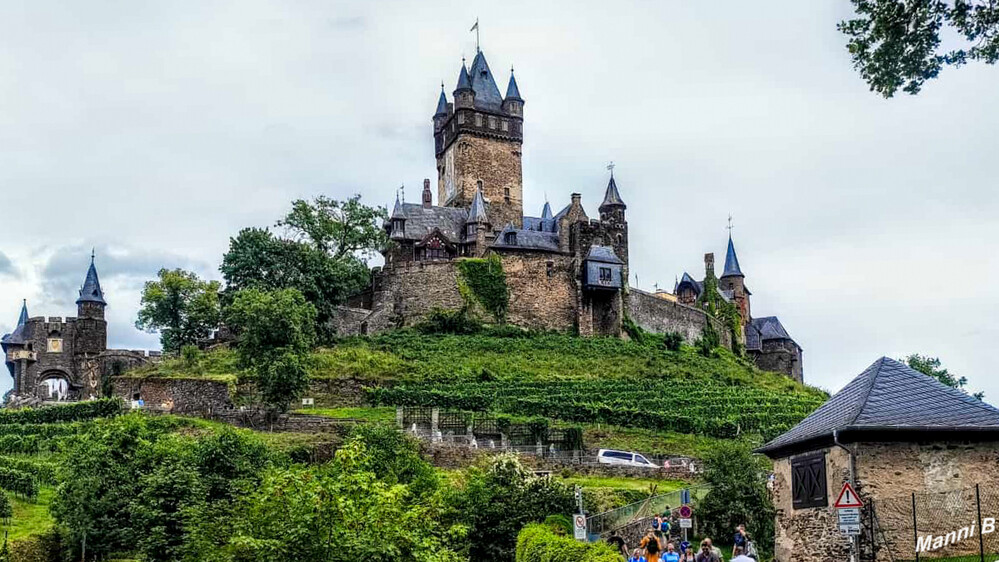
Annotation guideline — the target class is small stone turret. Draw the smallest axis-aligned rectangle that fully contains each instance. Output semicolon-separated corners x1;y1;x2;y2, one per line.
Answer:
75;253;108;356
422;178;433;208
502;67;523;116
719;235;751;324
389;195;406;240
453;61;474;109
76;254;106;320
433;83;449;131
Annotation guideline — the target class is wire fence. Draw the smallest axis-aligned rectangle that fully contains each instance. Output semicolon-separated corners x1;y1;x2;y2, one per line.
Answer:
867;484;999;561
586;486;709;537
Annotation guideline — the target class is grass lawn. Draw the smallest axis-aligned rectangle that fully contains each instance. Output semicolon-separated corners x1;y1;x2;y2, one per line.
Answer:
563;475;688;494
7;485;56;541
293;406;396;423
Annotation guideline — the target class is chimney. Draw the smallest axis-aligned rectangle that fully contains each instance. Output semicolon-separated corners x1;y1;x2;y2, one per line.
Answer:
704;253;715;278
571;193;581;206
422;178;432;208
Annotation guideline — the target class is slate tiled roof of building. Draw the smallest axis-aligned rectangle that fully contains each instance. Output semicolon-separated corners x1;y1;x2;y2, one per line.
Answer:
758;357;999;457
676;272;701;295
1;300;29;345
435;85;448;116
586;245;623;264
455;61;472;92
492;224;560;252
722;235;743;277
505;68;522;101
468;51;504;111
77;259;106;305
391;203;470;242
468;188;489;223
746;316;798;352
599;176;626;210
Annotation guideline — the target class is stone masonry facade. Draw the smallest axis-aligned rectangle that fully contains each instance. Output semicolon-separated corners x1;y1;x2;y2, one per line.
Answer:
334;46;803;379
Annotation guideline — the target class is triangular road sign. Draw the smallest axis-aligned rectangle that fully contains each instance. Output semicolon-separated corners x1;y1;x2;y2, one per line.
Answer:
834;482;864;508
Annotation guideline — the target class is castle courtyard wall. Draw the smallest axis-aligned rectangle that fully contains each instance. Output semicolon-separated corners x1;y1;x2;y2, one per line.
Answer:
626;289;732;349
498;251;576;331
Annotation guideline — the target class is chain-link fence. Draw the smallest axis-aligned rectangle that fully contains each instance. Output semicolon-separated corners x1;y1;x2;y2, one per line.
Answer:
586;486;709;537
867;485;999;561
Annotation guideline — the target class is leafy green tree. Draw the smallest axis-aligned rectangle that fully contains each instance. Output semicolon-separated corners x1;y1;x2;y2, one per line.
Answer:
840;0;999;97
277;194;388;260
220;227;370;338
444;454;575;561
225;288;317;411
697;442;775;558
136;268;222;352
904;353;984;399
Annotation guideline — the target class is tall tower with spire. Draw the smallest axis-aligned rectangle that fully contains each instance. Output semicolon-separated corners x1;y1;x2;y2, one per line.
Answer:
433;50;524;229
719;234;751;325
75;253;108;355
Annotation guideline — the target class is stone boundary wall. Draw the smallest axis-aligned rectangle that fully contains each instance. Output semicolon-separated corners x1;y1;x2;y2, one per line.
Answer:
327;306;371;337
626;288;732;349
111;376;233;415
211;410;360;434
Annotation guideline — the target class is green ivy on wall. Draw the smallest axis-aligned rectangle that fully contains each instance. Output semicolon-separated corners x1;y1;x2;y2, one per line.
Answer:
456;255;509;323
698;268;745;356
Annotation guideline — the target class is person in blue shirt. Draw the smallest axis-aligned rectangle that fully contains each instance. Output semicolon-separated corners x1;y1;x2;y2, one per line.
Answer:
628;548;648;562
661;542;681;562
734;524;749;549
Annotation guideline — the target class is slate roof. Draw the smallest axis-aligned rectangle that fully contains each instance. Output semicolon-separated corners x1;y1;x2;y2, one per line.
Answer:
390;203;470;242
676;272;701;295
468;51;504;111
722;236;743;277
17;300;27;327
599;176;626;210
505;69;522;101
492;224;560;252
586;245;623;264
435;86;448;116
758;357;999;457
1;300;28;346
541;202;553;220
746;316;797;352
77;259;106;305
455;62;472;92
468;188;489;223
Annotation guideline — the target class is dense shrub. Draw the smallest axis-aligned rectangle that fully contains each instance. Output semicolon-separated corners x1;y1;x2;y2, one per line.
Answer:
0;466;38;500
0;435;39;455
515;523;620;562
417;307;482;335
662;332;684;352
0;399;122;425
698;442;775;559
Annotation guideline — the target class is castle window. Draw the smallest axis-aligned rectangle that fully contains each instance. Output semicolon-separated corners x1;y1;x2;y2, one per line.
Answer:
467;224;476;236
504;231;517;245
457;113;465;124
475;114;483;127
488;116;497;129
599;267;612;284
791;452;827;509
477;180;483;191
501;120;509;132
546;261;554;278
504;187;510;202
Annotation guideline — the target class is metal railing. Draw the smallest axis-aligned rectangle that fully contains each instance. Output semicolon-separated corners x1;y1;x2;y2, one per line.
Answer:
586;486;709;537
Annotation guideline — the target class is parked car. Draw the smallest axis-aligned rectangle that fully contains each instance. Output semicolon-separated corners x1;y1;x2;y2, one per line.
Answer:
596;449;659;468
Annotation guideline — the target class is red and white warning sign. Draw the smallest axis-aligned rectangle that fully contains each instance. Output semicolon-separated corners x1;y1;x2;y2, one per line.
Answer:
834;482;864;508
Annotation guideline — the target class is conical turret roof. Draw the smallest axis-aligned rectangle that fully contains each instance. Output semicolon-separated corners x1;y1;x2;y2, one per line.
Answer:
17;300;27;327
76;255;106;305
599;176;626;211
505;68;522;101
541;201;553;220
391;194;405;219
468;188;489;223
455;61;472;92
435;84;448;116
468;51;503;110
721;235;743;278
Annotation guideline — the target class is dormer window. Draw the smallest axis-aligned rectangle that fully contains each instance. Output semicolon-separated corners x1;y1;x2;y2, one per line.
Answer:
392;219;404;233
504;231;517;245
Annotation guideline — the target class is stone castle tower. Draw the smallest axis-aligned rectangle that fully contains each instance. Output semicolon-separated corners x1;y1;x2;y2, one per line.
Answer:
433;50;524;230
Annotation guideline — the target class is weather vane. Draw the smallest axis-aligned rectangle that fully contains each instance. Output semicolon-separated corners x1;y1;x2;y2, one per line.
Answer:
470;19;480;53
607;161;615;178
727;214;734;235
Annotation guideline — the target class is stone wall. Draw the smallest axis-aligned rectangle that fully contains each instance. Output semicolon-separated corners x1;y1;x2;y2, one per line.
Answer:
499;251;577;331
111;376;233;415
626;289;733;349
750;339;803;382
772;446;852;562
327;306;372;336
437;134;523;229
772;440;999;562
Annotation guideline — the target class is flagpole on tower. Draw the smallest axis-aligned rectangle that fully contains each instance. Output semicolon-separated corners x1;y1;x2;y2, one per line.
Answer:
471;18;480;52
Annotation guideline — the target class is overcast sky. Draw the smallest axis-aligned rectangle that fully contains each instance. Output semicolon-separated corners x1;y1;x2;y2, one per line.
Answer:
2;1;997;400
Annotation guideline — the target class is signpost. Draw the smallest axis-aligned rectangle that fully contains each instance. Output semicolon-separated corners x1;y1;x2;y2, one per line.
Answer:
835;483;864;540
678;504;693;541
574;514;587;541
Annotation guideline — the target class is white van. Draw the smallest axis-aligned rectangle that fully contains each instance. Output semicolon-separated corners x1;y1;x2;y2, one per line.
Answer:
596;449;658;468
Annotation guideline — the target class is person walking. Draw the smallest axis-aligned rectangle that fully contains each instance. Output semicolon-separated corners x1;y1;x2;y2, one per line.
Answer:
733;524;748;551
641;529;663;562
629;548;648;562
694;539;721;562
607;530;628;558
652;515;662;539
661;542;680;562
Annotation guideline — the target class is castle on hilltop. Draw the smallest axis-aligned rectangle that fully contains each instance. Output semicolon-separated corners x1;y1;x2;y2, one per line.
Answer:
337;47;804;381
1;255;156;403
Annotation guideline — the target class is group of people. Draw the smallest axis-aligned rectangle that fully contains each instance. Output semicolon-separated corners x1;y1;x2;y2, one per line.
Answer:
608;523;757;562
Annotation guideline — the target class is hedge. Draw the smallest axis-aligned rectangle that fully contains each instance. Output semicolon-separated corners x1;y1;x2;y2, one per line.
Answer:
0;399;122;425
516;523;620;562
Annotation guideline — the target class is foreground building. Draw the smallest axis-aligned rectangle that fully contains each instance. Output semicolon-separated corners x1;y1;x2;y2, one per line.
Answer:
1;255;153;403
759;357;999;561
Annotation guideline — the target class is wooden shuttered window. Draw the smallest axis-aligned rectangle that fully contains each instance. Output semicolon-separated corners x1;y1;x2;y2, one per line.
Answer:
791;452;828;509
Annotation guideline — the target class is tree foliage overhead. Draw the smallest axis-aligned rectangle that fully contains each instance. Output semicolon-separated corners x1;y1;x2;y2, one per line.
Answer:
904;353;984;399
135;268;222;352
277;194;388;260
840;0;999;97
